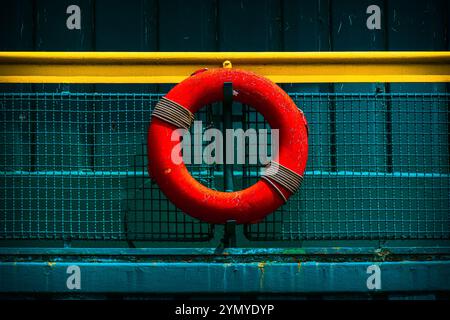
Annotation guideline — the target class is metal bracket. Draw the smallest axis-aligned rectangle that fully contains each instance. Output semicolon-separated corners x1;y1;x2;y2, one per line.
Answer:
222;219;237;248
223;81;234;192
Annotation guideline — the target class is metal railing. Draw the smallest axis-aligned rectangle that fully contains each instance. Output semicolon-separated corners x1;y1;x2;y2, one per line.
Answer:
0;51;449;83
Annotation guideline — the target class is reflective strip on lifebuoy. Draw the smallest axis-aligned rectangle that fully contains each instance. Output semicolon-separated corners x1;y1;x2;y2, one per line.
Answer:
147;68;308;224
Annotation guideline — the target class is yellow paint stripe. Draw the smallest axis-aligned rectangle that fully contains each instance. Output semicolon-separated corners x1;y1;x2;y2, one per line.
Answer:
0;51;449;83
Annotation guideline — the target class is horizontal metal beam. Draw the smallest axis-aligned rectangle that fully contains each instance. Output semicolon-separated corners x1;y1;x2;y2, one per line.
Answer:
1;169;449;178
0;52;449;83
1;247;450;257
1;261;449;293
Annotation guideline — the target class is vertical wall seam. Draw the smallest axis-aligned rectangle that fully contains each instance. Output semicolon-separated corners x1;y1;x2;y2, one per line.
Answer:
327;0;337;172
444;0;450;169
279;0;285;51
383;0;393;173
30;0;37;172
215;0;220;51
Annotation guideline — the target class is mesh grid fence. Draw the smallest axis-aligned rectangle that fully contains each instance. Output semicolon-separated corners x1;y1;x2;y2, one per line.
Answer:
0;92;449;241
244;93;450;240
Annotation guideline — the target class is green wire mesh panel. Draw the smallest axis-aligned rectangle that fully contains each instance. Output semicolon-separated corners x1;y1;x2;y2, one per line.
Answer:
0;93;213;241
0;92;449;241
244;93;450;240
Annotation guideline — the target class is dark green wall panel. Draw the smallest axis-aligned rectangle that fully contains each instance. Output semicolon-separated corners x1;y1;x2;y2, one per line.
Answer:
1;0;447;58
95;0;157;51
331;0;384;51
159;0;216;51
35;0;94;51
0;0;34;51
94;0;158;93
387;0;447;51
218;0;282;51
282;0;330;52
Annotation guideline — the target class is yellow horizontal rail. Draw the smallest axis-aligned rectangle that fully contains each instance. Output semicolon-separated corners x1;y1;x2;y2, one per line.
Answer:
0;51;449;83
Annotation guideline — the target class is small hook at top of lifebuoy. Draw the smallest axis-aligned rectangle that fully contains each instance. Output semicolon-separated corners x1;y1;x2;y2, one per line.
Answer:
223;60;232;69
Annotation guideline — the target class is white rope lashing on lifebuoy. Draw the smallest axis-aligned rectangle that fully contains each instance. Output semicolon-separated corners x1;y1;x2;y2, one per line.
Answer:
261;161;304;202
152;97;194;129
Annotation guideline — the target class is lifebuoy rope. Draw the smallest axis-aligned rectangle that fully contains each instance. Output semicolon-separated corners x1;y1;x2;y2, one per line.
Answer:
152;97;194;129
261;161;303;202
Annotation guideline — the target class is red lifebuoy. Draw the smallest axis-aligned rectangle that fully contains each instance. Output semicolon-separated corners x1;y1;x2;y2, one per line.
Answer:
147;68;308;224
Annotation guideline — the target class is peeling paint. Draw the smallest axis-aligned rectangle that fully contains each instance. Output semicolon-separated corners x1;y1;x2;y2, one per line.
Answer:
258;261;266;290
375;248;391;261
282;248;306;255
